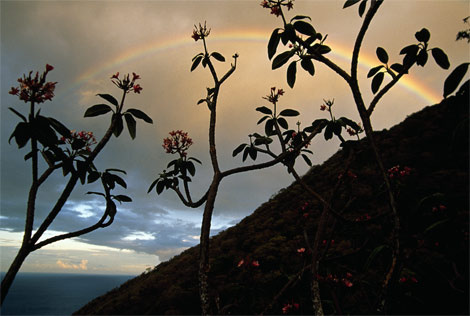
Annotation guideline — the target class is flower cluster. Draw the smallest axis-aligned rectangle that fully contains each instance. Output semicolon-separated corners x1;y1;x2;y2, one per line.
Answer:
237;258;260;268
431;204;447;212
399;276;418;284
347;122;363;136
110;72;142;94
320;99;334;112
299;201;310;218
338;170;358;180
191;21;211;41
355;212;371;222
282;301;299;314
162;130;193;156
9;64;57;103
297;247;305;254
263;86;285;104
317;272;354;288
388;165;412;179
60;130;97;152
261;0;294;17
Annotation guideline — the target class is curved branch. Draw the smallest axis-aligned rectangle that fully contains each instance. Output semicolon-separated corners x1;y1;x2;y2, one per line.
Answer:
367;71;405;116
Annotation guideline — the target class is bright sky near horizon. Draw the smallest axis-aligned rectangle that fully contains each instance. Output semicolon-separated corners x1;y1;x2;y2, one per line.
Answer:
1;0;469;276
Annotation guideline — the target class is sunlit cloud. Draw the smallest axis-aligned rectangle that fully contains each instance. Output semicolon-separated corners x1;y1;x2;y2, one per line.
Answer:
122;231;156;241
56;259;88;270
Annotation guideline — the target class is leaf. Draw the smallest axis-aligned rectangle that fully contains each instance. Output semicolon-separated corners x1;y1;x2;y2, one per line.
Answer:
257;115;270;125
290;15;311;22
105;168;127;174
242;147;250;162
126;109;153;124
76;160;88;185
287;61;297;88
376;47;389;64
124;113;137;139
34;115;58;147
279;109;300;117
424;218;450;234
248;145;257;160
443;63;470;98
415;28;430;43
358;0;367;17
332;121;342;136
256;106;273;115
114;195;132;203
9;107;27;122
390;63;406;74
281;23;296;45
416;49;428;67
367;65;383;78
363;245;389;271
431;47;450;70
87;171;100;184
156;180;165;194
211;52;225;62
277;117;289;130
301;154;312;166
272;50;294;70
186;161;196;177
343;0;361;8
86;191;105;197
268;29;281;60
301;58;315;76
112;113;123;137
9;122;31;148
84;104;113;117
324;122;334;140
197;99;206;105
265;118;275;136
47;117;70;138
233;143;247;157
97;93;119;107
148;179;159;194
371;72;384;94
293;21;316;36
188;157;202;164
191;55;203;71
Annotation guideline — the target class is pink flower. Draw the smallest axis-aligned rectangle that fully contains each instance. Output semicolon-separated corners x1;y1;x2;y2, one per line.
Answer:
45;64;54;72
320;104;327;111
111;72;119;80
133;84;143;94
399;277;407;283
9;87;19;95
342;279;353;287
252;260;260;267
439;204;447;211
346;272;353;278
191;30;200;41
297;248;305;253
410;277;418;283
260;0;269;8
237;259;244;267
132;72;141;81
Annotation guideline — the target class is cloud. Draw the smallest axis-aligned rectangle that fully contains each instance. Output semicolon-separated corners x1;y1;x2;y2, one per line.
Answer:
1;0;468;275
56;259;88;271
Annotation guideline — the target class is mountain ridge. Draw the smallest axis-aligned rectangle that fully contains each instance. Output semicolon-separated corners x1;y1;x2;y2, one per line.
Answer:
75;88;469;315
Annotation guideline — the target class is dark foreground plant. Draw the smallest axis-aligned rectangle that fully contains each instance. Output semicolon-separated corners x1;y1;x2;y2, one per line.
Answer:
1;67;152;306
261;0;454;313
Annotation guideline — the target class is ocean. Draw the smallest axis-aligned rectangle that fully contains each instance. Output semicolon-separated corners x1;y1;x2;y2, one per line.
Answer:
1;272;134;315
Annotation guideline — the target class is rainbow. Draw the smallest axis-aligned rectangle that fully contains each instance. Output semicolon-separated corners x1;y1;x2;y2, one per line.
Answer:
74;28;441;105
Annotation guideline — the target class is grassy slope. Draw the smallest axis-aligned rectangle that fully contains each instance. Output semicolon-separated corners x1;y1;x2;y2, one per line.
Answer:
75;88;469;315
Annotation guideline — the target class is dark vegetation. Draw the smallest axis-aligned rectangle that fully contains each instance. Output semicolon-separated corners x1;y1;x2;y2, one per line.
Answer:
75;88;469;315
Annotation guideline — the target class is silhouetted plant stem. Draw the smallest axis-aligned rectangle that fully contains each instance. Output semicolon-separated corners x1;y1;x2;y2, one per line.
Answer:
1;88;128;307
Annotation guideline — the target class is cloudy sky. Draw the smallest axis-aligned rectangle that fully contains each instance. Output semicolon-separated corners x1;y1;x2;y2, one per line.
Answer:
1;0;468;275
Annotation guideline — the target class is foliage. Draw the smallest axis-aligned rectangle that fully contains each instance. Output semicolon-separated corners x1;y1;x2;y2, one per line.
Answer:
75;91;469;315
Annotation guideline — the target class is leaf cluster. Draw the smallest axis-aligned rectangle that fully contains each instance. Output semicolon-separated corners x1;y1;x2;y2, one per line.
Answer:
84;93;153;139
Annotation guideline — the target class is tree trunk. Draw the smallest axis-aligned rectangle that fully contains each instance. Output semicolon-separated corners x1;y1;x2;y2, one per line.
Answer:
1;245;31;307
199;176;221;315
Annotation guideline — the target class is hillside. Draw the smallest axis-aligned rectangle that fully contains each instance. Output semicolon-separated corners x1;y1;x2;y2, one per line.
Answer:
75;88;469;315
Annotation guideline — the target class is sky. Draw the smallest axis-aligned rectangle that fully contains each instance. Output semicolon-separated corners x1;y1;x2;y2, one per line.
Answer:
1;0;469;276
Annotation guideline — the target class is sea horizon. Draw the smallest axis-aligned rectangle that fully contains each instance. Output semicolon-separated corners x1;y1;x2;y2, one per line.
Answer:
1;272;135;315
